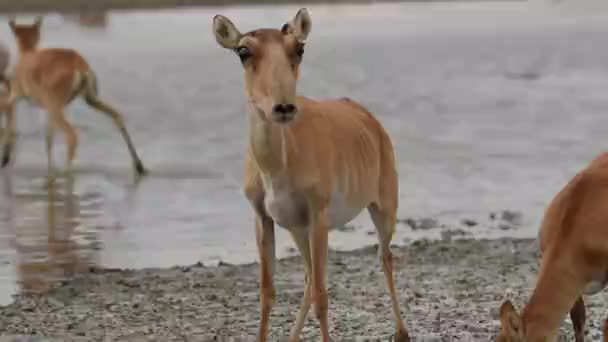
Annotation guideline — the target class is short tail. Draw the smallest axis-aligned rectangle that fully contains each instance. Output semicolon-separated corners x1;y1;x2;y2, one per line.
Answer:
82;71;100;103
82;71;118;116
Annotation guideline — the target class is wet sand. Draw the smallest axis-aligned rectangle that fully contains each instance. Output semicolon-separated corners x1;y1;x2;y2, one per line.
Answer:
1;237;607;341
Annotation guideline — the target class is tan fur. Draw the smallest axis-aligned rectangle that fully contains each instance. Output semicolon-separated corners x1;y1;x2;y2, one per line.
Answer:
2;17;146;178
498;152;608;341
213;9;409;342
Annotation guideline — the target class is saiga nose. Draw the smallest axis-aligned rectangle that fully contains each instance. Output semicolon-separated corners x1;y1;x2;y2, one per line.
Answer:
273;103;296;115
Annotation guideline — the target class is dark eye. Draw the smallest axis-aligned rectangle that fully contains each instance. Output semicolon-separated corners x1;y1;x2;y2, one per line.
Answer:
235;46;252;62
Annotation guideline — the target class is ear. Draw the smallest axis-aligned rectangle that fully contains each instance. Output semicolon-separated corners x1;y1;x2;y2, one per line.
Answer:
499;300;523;333
212;15;241;49
34;16;43;28
283;8;311;43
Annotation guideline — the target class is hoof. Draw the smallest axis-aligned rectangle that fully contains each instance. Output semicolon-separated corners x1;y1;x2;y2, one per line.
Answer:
575;333;584;342
1;154;8;168
134;160;148;176
393;329;410;342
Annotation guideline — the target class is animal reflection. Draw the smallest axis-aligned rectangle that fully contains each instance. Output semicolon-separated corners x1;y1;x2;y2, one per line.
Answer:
63;12;109;29
10;176;100;294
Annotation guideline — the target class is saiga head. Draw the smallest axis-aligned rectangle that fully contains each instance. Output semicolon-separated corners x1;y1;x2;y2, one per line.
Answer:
212;8;312;124
9;16;43;52
497;300;525;342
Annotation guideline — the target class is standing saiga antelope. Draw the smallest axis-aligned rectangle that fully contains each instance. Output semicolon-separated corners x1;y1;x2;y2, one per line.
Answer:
212;8;410;342
1;17;146;179
498;152;608;341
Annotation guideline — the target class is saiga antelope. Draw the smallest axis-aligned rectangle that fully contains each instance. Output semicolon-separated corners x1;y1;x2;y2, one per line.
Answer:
498;152;608;341
1;17;146;179
212;8;410;342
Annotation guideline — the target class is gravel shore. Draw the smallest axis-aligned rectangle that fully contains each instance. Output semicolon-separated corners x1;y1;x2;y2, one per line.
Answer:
1;237;607;341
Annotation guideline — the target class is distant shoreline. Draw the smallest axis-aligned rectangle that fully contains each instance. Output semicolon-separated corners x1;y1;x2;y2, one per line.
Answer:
0;0;525;14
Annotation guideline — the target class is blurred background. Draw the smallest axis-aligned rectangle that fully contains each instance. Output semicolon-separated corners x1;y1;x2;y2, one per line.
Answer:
0;0;607;304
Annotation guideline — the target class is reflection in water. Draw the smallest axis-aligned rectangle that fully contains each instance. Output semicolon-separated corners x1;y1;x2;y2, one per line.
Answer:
8;176;100;295
63;12;108;29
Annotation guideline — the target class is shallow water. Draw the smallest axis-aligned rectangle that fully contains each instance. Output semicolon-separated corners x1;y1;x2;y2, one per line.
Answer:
0;0;608;304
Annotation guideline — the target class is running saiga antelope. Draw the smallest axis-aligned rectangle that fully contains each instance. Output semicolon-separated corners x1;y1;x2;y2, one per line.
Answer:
212;8;410;342
498;152;608;341
1;17;146;178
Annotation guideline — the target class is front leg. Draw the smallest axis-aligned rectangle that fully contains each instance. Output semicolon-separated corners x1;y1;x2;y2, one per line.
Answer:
243;156;277;341
310;207;330;342
1;86;20;168
570;297;585;342
255;213;276;341
1;99;16;168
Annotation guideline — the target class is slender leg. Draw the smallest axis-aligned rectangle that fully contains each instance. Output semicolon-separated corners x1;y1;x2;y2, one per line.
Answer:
48;107;78;176
368;203;410;341
570;297;585;342
2;100;16;168
45;124;56;184
603;317;608;342
84;94;146;176
288;228;313;342
310;208;330;342
255;214;276;342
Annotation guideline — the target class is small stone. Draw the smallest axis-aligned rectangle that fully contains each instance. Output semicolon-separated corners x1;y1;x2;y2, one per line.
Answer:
461;219;478;227
498;223;513;230
337;225;356;232
501;210;523;226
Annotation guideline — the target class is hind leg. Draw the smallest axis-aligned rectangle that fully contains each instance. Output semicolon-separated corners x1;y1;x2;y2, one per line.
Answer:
368;203;410;341
570;296;585;342
48;106;78;179
84;95;146;176
44;124;56;184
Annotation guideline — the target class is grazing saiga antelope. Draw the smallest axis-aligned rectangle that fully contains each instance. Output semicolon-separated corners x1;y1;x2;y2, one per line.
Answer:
212;8;410;342
1;17;146;178
498;152;608;341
